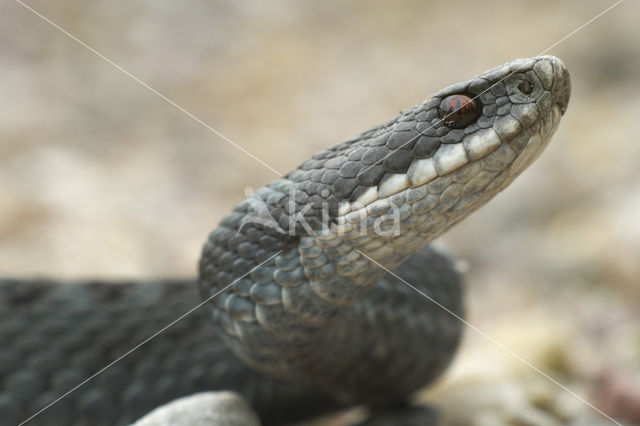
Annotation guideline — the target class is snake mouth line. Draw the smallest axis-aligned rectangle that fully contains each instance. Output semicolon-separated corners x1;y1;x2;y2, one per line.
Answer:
331;104;560;232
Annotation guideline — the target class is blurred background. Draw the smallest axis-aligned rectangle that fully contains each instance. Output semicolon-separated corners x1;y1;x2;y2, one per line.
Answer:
1;0;639;424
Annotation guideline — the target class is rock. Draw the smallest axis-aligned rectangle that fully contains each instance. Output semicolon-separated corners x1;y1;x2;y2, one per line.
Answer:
133;392;261;426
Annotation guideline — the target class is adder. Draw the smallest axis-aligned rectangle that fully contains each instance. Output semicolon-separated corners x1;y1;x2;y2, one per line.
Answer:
0;55;570;426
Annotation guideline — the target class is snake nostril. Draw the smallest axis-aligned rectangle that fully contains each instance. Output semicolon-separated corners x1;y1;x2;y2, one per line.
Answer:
517;80;533;95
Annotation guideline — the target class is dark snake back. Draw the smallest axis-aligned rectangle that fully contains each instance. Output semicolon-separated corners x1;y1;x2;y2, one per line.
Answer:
0;279;347;426
0;249;462;426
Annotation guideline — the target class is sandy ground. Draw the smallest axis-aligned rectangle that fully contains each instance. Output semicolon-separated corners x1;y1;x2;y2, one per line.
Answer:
1;1;639;424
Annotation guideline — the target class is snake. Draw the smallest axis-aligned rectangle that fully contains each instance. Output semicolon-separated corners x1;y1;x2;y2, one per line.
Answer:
0;55;570;426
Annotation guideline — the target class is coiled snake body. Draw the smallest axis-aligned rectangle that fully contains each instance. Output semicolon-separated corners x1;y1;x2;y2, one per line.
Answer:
0;56;570;426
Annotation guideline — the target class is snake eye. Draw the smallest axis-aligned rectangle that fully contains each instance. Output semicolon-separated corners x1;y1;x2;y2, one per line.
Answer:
438;94;480;129
518;80;533;94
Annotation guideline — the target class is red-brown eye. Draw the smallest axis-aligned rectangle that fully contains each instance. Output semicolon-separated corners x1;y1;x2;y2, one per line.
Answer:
438;94;480;129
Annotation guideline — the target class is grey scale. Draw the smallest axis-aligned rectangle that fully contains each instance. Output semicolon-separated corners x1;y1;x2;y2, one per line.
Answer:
0;56;570;426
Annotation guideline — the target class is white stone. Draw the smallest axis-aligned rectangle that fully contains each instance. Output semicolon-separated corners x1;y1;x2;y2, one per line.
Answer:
133;392;260;426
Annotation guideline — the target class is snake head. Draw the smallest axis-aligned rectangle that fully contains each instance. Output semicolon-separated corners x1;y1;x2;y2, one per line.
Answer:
282;56;570;264
205;57;571;273
222;56;572;250
274;57;568;243
421;55;571;185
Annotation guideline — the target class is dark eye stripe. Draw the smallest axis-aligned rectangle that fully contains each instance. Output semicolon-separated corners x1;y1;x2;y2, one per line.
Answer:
438;94;480;129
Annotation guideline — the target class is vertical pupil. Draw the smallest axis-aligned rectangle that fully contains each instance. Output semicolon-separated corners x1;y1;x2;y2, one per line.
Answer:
439;94;478;129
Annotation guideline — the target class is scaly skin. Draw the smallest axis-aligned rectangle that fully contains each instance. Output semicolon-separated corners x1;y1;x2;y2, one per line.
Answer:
2;56;569;425
0;250;460;426
199;55;570;405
